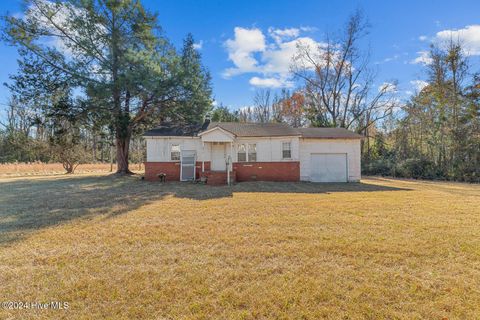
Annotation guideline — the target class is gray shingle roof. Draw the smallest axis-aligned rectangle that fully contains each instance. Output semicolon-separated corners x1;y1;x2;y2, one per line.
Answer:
142;122;208;137
143;121;362;139
206;122;300;137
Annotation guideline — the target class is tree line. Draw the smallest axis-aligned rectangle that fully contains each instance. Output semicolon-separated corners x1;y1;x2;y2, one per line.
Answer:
369;43;480;182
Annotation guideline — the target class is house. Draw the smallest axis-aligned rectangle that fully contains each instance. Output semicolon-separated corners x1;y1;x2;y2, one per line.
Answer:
143;120;363;184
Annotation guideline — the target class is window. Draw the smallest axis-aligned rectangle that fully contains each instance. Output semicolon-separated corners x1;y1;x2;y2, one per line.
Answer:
237;143;256;162
282;142;291;159
237;144;247;162
248;144;257;162
171;144;180;161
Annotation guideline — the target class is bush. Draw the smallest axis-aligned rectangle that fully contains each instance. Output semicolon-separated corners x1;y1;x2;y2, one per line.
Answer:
395;158;437;179
362;159;393;176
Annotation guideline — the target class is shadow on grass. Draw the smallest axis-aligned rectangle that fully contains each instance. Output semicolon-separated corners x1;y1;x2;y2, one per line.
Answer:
0;175;409;245
0;175;169;245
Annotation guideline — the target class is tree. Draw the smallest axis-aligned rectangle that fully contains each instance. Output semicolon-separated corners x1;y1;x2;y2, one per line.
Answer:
210;105;239;122
2;0;181;174
367;40;480;182
167;33;212;124
49;117;88;174
252;89;272;123
276;91;307;127
291;9;398;132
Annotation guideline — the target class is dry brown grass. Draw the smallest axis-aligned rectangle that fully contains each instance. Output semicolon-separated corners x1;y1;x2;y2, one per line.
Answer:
0;162;144;177
0;174;479;319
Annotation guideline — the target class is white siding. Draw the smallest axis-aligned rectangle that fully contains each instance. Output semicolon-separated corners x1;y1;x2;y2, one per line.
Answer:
145;137;208;162
199;128;234;142
299;139;361;182
232;137;300;162
146;136;301;163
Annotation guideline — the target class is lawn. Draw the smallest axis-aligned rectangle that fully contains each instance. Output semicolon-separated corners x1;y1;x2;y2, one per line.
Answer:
0;162;144;177
0;174;479;319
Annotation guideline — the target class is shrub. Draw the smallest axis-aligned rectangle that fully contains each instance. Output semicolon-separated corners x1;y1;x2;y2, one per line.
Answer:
362;159;393;176
395;158;437;179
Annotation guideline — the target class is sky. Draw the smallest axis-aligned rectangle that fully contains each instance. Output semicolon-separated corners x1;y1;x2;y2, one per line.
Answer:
1;0;480;113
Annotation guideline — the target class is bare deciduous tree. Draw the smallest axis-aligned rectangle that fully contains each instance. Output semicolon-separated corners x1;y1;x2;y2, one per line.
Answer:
291;9;398;132
252;89;272;123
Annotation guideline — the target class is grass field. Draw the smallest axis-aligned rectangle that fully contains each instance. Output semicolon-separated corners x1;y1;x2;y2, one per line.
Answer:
0;162;144;177
0;174;479;319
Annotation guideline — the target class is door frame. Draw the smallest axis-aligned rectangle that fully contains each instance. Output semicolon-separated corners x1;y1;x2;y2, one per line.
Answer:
180;150;196;181
211;143;226;171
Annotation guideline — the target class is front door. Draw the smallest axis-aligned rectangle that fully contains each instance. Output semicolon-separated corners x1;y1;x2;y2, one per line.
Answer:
211;143;226;171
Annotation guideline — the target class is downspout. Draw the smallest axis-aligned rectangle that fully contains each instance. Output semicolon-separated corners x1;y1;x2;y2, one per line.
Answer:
227;158;230;186
230;141;234;185
202;140;205;173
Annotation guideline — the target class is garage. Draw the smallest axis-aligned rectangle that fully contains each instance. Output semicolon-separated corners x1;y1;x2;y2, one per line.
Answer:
310;153;347;182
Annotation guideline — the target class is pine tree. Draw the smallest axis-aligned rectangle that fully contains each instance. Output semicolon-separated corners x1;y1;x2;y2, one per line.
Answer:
168;33;213;124
2;0;182;174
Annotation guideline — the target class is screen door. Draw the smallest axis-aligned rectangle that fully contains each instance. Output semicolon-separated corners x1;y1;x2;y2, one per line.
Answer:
181;150;196;181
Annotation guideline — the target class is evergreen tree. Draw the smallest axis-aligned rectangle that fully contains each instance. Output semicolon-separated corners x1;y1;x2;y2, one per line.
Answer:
211;105;239;122
2;0;184;174
168;33;213;124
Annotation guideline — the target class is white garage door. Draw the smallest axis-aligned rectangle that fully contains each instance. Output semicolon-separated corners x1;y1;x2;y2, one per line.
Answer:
310;153;347;182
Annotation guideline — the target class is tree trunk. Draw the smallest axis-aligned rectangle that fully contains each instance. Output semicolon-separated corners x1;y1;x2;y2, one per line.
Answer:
63;160;75;174
115;128;133;174
92;134;97;162
110;144;114;172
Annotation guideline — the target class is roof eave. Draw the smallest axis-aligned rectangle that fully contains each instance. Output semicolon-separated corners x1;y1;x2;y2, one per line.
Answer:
300;136;364;140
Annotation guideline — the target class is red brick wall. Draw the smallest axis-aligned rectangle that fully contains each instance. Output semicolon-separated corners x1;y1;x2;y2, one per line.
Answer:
145;161;210;181
201;170;237;185
232;162;300;182
146;161;299;182
196;161;211;178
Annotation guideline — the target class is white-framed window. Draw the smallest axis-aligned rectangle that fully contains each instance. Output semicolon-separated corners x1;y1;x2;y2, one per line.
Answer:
171;144;180;161
248;144;257;162
237;143;257;162
282;142;291;159
237;144;247;162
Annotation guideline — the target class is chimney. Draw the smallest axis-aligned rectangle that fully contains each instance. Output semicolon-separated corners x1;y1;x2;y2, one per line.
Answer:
201;114;211;130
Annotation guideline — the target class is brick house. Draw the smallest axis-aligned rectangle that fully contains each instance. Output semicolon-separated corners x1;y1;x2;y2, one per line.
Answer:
143;120;363;185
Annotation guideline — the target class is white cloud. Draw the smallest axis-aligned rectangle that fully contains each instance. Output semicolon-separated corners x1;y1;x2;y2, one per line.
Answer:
267;27;316;44
193;40;203;50
435;25;480;56
381;54;400;63
249;76;293;88
268;27;300;44
262;37;320;75
223;27;266;77
378;82;397;93
411;51;433;65
413;25;480;64
223;26;322;88
410;80;429;92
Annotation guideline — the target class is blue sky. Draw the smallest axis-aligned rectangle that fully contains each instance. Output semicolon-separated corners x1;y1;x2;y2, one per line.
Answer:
1;0;480;112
